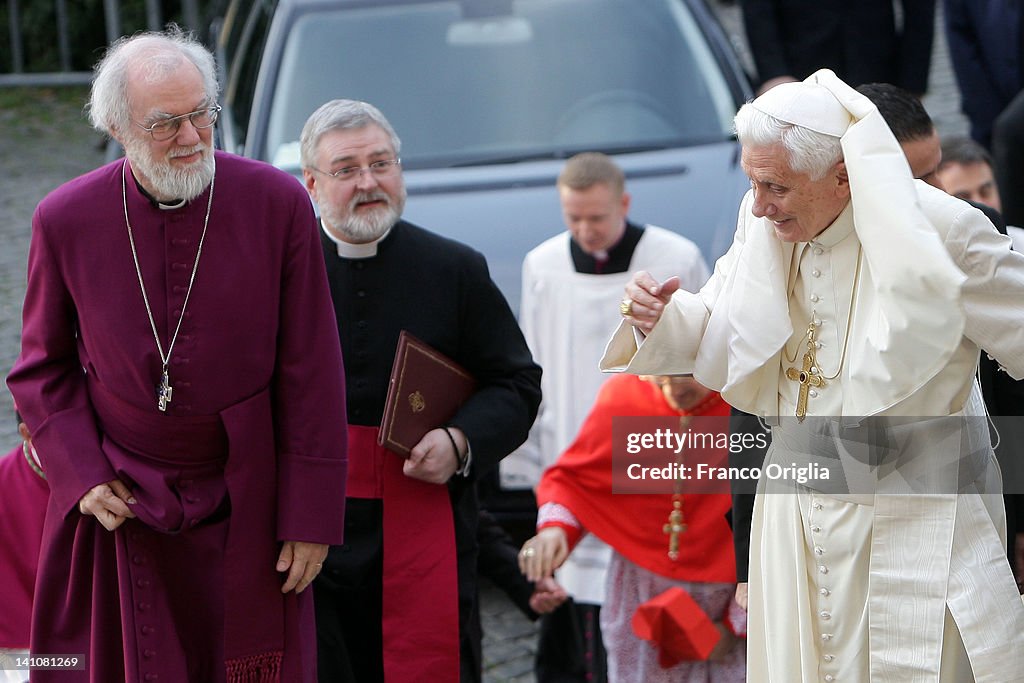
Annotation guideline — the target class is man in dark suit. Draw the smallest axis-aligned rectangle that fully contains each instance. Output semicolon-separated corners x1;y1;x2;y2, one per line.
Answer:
944;0;1024;149
300;99;542;682
739;0;936;96
993;90;1024;227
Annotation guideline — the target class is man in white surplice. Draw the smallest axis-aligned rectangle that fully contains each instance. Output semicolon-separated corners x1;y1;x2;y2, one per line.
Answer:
501;152;708;680
603;70;1024;682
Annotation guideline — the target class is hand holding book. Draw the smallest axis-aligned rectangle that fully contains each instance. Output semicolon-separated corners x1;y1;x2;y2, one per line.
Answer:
378;331;477;458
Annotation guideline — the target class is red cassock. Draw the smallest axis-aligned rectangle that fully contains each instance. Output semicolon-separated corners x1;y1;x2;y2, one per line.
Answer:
7;152;348;683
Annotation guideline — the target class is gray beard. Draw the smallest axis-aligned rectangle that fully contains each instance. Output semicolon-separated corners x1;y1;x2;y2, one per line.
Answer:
322;189;406;243
125;139;215;202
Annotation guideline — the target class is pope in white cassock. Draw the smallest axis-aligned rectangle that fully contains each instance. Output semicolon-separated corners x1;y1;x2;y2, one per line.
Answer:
603;69;1024;682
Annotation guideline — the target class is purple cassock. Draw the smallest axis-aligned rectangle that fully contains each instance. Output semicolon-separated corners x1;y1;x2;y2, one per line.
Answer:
0;443;48;650
7;151;348;683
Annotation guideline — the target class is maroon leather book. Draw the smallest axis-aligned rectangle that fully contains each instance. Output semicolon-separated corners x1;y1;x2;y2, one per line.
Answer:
378;331;477;457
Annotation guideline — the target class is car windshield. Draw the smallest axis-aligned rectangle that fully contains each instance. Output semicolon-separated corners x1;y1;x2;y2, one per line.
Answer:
266;0;738;170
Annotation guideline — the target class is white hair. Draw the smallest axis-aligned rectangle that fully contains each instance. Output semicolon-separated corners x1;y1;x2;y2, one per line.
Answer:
88;25;219;137
734;102;844;180
300;99;402;169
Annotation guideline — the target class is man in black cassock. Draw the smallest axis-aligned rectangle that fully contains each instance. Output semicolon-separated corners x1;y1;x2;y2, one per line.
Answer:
300;99;542;683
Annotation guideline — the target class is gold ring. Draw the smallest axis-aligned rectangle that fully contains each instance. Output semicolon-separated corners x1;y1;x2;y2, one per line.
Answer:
619;299;633;317
521;547;536;558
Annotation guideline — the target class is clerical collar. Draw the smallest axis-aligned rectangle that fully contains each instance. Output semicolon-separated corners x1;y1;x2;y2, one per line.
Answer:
570;221;644;274
321;221;393;259
131;173;185;210
807;201;855;249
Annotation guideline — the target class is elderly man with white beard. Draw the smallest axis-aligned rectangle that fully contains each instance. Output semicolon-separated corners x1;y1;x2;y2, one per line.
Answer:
299;99;542;683
7;28;348;683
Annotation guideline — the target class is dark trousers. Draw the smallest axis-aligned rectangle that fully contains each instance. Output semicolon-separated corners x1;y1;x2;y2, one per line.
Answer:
314;500;385;683
535;599;608;683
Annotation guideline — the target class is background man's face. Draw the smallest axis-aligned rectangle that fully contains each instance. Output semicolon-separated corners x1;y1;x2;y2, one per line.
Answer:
558;182;630;255
900;130;943;188
741;144;850;243
936;161;1002;212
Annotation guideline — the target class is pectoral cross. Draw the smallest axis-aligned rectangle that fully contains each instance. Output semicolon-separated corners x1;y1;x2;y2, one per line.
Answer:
663;499;686;560
157;367;173;412
785;324;824;422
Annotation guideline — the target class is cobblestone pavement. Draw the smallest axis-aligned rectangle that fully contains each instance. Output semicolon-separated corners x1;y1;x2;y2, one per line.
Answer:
0;4;965;681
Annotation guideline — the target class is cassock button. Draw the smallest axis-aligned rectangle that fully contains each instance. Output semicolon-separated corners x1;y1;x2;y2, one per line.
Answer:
814;546;825;555
809;390;819;398
143;649;156;659
144;674;158;681
824;675;834;682
820;588;830;596
811;525;822;533
818;565;828;574
812;268;821;277
813;247;824;255
821;633;833;641
141;625;155;635
357;320;368;329
819;611;831;620
138;602;150;612
137;578;150;588
824;654;835;662
813;502;823;510
171;262;188;271
814;341;822;349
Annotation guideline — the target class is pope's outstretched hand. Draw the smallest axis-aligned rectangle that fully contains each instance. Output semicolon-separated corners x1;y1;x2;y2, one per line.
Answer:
621;272;681;334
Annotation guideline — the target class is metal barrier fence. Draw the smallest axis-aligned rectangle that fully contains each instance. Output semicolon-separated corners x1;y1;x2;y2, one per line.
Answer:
2;0;203;87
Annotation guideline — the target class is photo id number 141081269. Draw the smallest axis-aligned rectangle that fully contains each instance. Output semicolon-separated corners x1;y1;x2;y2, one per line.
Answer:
1;654;85;670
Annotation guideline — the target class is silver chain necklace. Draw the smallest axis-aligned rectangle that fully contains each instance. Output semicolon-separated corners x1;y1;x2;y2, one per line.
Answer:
121;159;214;411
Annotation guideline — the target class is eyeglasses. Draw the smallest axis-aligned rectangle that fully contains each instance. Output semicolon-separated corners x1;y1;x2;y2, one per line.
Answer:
135;105;222;141
311;159;402;182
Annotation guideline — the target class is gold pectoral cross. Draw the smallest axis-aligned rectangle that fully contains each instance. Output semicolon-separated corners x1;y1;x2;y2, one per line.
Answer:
157;367;173;412
785;324;824;422
663;499;686;560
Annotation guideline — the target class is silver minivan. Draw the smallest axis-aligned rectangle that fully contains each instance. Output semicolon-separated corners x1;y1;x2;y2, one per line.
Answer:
213;0;752;310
